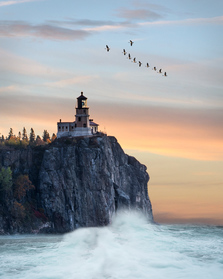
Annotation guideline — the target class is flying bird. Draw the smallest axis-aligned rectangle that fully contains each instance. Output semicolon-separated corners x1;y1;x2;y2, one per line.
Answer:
128;53;131;59
129;40;134;46
158;69;162;73
132;57;137;63
153;66;157;71
105;45;110;52
138;61;142;67
145;63;150;68
163;72;167;77
122;49;127;55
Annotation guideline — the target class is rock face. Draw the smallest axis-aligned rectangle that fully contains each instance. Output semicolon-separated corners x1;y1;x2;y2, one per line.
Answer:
0;135;153;234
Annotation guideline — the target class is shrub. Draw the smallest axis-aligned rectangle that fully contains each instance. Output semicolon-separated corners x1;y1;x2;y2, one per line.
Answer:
14;175;35;200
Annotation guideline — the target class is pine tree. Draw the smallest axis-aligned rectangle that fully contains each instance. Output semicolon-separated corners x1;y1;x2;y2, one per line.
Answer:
8;128;13;140
29;128;35;143
18;131;21;140
22;127;28;141
36;135;41;141
43;130;50;142
0;167;12;193
36;135;44;146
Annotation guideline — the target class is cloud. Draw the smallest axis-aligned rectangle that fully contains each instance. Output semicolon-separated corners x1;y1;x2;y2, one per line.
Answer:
1;90;222;161
116;8;162;21
45;75;99;88
46;18;138;33
0;15;222;42
132;1;170;12
0;21;91;41
2;15;221;41
0;0;41;7
67;15;223;33
0;48;70;79
0;85;17;93
0;93;66;130
0;48;100;92
91;102;223;161
83;23;131;32
67;15;223;34
49;19;120;27
139;15;223;26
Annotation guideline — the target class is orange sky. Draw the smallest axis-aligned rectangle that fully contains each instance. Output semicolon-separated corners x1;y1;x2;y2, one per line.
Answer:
128;151;223;225
1;97;222;161
0;97;222;225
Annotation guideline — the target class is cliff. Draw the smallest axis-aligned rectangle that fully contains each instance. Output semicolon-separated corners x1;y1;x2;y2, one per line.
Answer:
0;135;153;234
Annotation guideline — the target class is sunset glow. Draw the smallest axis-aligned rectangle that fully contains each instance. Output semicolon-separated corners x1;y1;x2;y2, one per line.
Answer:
0;0;222;225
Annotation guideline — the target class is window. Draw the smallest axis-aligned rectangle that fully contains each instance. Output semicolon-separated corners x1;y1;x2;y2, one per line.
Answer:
83;123;86;128
59;127;61;130
66;126;68;130
79;117;81;121
82;100;86;107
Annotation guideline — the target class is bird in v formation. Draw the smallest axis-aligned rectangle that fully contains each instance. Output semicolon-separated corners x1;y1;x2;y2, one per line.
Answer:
105;40;167;76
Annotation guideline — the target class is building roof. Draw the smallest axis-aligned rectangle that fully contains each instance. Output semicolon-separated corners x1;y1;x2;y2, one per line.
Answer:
90;121;99;126
57;121;74;125
77;91;87;100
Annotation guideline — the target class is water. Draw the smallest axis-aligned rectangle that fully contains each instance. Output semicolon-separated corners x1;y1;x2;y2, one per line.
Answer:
0;211;222;279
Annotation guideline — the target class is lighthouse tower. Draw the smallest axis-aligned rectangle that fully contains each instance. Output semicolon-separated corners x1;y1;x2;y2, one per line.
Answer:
57;92;99;138
74;92;92;136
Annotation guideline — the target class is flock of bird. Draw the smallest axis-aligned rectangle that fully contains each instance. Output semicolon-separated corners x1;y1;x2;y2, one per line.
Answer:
105;40;167;77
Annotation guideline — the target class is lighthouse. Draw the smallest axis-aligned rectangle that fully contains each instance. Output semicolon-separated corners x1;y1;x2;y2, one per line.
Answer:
57;92;99;138
75;92;91;136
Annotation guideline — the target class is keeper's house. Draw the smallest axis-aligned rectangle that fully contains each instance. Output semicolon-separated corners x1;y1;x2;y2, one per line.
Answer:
57;92;99;138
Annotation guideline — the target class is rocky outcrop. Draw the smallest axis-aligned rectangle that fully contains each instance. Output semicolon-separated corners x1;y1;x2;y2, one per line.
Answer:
0;135;153;234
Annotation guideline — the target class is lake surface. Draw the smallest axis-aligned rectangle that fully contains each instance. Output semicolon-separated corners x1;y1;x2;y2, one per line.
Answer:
0;211;222;279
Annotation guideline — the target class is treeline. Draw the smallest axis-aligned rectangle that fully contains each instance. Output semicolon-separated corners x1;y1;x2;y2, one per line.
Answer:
0;127;57;147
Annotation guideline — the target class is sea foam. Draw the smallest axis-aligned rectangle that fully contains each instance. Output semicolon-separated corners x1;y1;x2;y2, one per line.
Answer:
0;211;222;279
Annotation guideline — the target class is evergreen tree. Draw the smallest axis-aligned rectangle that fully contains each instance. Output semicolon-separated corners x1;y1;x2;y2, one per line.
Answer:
8;128;13;140
18;131;21;140
36;135;44;146
29;128;35;143
42;130;50;142
0;167;12;192
22;127;28;141
36;135;41;141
